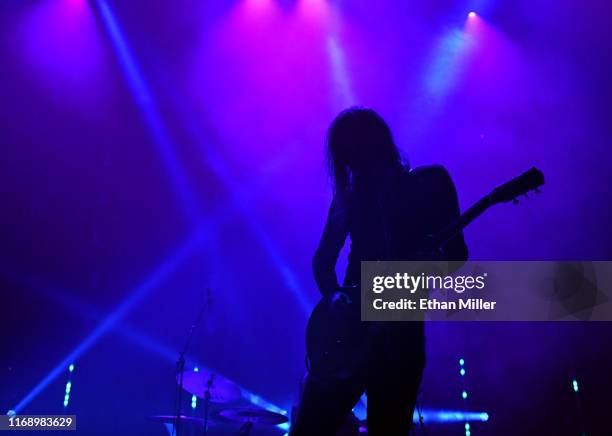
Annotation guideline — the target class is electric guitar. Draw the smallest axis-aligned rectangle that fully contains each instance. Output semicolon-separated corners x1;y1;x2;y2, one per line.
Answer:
305;167;545;379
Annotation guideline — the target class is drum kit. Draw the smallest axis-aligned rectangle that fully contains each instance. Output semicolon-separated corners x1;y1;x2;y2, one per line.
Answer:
150;292;288;435
150;368;288;435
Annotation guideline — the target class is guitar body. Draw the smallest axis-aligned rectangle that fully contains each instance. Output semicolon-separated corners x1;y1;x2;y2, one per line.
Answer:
305;286;368;379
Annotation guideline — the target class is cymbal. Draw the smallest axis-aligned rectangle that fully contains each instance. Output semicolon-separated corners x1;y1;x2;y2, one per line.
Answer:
149;415;213;427
178;370;242;403
215;407;289;425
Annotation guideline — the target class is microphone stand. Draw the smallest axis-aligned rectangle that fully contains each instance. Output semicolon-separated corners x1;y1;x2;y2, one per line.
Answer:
203;376;213;436
174;289;209;436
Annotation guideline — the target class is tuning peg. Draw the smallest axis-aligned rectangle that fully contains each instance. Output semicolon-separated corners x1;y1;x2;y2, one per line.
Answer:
512;198;519;205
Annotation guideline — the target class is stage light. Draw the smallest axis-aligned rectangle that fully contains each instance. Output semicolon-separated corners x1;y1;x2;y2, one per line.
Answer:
468;12;477;19
465;423;470;430
194;367;199;372
462;391;468;399
572;379;579;393
422;409;490;423
459;358;465;366
460;368;466;376
63;366;73;408
191;394;197;409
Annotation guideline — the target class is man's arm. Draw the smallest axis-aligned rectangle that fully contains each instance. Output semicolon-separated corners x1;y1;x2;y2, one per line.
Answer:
312;195;349;296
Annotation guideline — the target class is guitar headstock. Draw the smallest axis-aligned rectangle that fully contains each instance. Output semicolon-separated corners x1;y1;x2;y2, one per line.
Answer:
490;167;545;204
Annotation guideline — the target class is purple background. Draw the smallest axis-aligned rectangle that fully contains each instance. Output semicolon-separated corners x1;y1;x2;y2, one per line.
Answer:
2;0;612;434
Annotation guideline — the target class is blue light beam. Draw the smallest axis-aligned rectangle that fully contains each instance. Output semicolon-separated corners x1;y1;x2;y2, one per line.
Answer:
95;0;200;224
160;89;316;315
6;266;289;422
10;229;204;413
423;28;475;103
327;36;356;107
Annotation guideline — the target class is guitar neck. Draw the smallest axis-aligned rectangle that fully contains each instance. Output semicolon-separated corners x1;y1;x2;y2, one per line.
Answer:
433;195;494;250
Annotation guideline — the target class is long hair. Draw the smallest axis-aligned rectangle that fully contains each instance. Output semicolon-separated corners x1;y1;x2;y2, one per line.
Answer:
325;107;405;194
